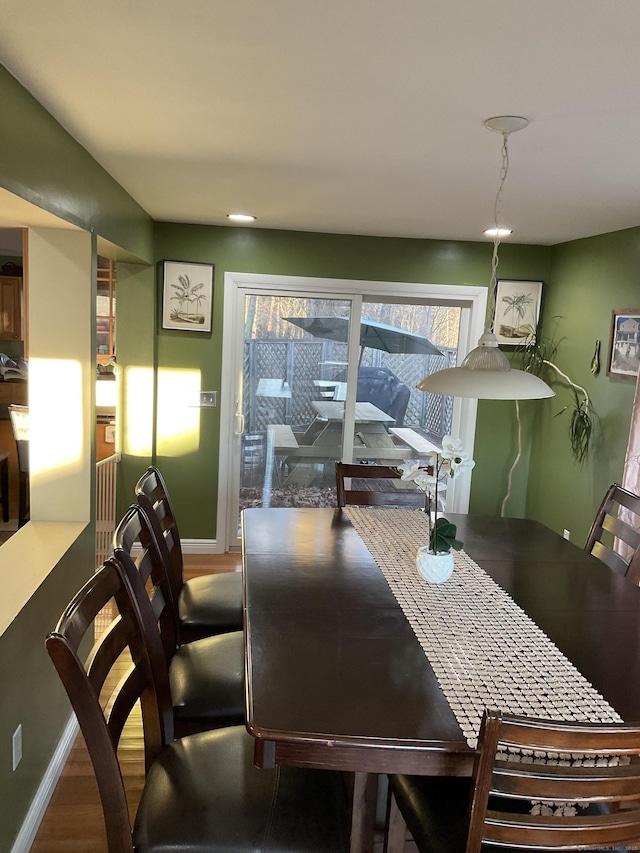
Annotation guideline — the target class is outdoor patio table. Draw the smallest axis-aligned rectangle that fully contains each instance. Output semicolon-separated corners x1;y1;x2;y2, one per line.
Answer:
309;399;397;452
255;377;292;398
242;506;640;853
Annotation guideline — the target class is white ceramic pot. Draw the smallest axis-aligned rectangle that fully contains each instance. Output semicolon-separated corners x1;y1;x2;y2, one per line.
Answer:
416;546;454;583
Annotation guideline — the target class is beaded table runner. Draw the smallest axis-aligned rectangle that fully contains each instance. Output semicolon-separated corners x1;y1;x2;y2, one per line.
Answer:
344;507;622;749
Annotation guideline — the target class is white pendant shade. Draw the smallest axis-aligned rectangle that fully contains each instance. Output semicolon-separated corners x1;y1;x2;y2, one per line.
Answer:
417;365;554;400
417;332;555;400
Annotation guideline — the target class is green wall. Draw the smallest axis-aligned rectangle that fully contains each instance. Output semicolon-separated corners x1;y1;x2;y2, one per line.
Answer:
0;65;153;262
526;227;640;543
144;223;552;538
0;529;95;851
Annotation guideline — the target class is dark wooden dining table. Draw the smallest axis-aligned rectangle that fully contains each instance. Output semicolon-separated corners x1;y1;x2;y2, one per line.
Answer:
241;506;640;851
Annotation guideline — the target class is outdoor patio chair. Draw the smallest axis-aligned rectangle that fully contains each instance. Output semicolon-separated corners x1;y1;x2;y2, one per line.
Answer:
356;366;411;427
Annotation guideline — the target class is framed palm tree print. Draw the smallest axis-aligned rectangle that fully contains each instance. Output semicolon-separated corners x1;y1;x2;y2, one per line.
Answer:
492;279;543;345
161;260;214;332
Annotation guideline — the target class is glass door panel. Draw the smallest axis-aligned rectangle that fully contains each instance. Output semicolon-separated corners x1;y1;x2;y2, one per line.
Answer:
347;299;461;502
239;294;352;516
353;299;459;443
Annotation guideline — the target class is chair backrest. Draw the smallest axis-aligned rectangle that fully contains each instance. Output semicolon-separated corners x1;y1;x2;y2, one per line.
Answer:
46;558;174;853
335;462;426;508
584;483;640;576
113;504;180;663
8;403;29;472
466;709;640;853
135;466;184;603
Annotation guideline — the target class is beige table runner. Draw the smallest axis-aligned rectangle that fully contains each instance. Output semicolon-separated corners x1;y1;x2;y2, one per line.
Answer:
344;507;621;748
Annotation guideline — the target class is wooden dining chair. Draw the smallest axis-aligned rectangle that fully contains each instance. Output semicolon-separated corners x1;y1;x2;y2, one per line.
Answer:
584;483;640;578
113;504;245;737
46;558;349;853
135;465;242;642
385;708;640;853
335;461;426;508
8;403;29;527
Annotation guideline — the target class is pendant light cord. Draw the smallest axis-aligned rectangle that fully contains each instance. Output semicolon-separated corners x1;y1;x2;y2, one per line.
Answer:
486;132;510;328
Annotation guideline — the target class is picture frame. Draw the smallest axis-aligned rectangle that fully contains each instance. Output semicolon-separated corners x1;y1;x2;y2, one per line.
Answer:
161;260;214;332
492;279;543;345
607;308;640;379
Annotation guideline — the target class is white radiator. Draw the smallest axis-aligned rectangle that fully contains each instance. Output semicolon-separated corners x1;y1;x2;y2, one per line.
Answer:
96;453;120;567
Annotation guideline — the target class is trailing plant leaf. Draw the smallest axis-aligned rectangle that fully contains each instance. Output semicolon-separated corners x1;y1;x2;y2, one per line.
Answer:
515;328;561;378
554;388;593;465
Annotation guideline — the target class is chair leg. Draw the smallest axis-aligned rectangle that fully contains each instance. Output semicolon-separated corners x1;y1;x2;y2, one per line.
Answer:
384;789;408;853
0;456;8;523
18;471;28;528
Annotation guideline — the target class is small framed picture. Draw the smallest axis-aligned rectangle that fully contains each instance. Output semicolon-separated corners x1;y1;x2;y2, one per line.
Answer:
607;309;640;379
492;279;543;345
161;260;214;332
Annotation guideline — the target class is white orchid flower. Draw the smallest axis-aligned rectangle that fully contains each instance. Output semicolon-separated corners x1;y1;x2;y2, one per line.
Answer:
449;453;476;479
440;435;463;460
413;472;437;495
399;462;422;482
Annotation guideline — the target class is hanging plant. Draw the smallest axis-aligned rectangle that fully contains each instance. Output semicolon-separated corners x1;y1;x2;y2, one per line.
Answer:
516;328;596;466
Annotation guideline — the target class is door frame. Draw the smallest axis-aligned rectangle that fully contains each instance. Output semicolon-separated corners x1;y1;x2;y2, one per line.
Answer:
219;271;487;552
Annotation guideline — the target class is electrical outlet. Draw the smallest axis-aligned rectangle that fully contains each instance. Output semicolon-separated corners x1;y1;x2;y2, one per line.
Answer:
199;391;217;408
12;724;22;770
563;529;570;541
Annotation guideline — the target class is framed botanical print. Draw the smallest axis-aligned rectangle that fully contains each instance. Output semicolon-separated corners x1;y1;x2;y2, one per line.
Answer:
492;279;543;345
161;260;214;333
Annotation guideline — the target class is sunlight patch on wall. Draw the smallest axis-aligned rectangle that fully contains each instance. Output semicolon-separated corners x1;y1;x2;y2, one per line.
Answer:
123;366;154;456
29;358;84;479
156;368;201;456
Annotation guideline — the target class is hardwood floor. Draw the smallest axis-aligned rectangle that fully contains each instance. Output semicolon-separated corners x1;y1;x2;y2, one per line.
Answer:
29;552;242;853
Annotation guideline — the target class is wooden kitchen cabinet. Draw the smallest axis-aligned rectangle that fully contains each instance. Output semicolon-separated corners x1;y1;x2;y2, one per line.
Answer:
0;276;22;340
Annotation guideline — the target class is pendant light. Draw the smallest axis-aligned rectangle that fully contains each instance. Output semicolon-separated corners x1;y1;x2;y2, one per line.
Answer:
417;116;554;401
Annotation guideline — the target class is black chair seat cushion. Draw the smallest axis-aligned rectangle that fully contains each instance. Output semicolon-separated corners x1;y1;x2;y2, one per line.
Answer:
179;571;243;636
389;774;618;853
133;725;348;852
390;774;471;853
170;630;244;727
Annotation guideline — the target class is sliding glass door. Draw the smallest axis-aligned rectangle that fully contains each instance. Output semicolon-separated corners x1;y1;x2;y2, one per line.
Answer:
220;273;484;550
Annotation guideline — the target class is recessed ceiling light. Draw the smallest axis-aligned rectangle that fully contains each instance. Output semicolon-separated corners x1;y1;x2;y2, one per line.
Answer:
484;228;512;237
227;213;256;223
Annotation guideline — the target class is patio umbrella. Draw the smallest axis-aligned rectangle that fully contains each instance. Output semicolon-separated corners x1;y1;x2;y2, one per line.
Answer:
283;316;443;357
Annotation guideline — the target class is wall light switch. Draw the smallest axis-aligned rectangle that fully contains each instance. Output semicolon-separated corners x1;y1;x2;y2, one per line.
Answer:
199;391;217;408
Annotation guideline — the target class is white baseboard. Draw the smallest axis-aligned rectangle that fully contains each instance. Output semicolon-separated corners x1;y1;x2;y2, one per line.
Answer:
180;538;221;554
130;538;222;557
10;714;79;853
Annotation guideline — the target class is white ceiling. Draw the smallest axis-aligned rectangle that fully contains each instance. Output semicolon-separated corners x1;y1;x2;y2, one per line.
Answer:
2;0;640;246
